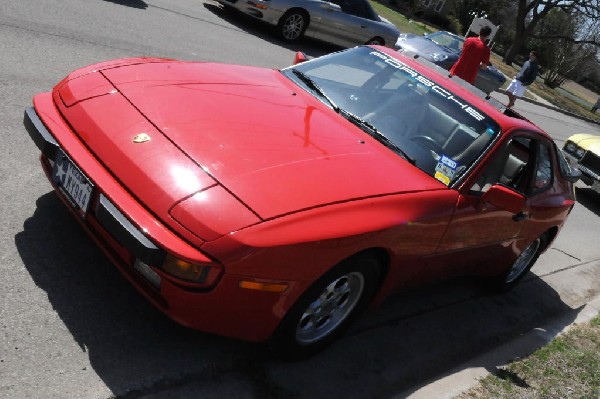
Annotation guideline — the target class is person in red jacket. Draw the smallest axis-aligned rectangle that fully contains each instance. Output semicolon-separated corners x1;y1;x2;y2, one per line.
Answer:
450;26;492;85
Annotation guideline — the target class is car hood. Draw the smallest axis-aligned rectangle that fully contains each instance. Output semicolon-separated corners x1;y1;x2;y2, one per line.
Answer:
94;61;442;220
569;134;600;152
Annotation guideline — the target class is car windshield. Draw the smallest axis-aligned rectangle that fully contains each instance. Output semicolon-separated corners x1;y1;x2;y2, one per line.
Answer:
282;47;501;186
427;31;463;53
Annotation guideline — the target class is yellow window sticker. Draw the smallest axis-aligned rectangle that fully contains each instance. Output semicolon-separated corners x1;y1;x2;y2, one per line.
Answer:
435;171;451;185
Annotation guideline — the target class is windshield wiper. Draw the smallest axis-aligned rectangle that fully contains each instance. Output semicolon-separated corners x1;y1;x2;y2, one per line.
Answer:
338;109;415;164
292;69;339;111
292;69;414;164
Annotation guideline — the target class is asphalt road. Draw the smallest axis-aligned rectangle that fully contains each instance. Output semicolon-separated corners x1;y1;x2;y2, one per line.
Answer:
1;1;600;398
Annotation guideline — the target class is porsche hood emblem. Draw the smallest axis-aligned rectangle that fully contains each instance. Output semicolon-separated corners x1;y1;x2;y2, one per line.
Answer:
133;133;151;143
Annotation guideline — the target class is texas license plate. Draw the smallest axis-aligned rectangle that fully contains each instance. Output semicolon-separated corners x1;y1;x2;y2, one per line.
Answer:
52;150;94;215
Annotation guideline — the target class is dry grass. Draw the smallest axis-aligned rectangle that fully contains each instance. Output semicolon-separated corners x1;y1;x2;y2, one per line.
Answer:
488;54;600;123
458;316;600;399
562;81;599;105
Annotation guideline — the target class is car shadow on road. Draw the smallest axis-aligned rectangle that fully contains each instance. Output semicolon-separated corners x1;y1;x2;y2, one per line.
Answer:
575;186;600;216
103;0;148;9
15;193;268;396
16;192;576;398
202;1;341;58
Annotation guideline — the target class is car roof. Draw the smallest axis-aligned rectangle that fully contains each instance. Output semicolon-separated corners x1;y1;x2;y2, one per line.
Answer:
429;30;462;39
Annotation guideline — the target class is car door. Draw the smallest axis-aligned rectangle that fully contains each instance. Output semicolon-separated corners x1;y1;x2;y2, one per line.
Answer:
517;138;576;248
311;0;378;47
426;133;551;278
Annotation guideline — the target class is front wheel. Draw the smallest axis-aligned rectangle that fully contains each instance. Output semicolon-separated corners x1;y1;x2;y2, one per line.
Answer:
366;36;384;46
270;253;381;358
278;10;308;42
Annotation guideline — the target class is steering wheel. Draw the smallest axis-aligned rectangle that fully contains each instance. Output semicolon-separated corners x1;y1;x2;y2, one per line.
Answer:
411;135;444;154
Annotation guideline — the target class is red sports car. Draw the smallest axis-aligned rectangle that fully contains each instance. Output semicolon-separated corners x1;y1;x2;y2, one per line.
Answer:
24;46;578;357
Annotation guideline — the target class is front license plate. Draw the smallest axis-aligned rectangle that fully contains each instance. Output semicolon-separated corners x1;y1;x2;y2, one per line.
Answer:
52;150;94;215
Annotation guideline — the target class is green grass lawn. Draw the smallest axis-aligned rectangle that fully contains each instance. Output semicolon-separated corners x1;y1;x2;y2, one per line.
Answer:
370;1;433;35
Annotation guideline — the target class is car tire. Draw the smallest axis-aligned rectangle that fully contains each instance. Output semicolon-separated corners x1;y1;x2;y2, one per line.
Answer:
278;10;308;42
366;36;384;46
490;234;547;292
270;253;382;359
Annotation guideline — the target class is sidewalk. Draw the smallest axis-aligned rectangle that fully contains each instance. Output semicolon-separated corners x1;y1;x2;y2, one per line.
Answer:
398;295;600;399
492;89;600;126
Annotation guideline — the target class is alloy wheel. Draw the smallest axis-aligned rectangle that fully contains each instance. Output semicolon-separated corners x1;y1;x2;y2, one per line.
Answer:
295;272;364;344
282;14;305;41
505;238;541;283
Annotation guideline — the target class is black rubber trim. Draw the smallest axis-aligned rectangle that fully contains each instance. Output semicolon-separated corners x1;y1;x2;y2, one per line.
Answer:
96;194;166;266
23;107;59;160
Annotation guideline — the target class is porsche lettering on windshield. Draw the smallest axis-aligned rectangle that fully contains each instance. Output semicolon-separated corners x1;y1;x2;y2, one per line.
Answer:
370;51;485;122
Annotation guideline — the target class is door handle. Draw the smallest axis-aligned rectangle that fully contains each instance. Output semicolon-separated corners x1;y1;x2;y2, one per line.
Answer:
512;211;528;222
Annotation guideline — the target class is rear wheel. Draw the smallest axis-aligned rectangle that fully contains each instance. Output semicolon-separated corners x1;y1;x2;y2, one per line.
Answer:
271;253;381;358
278;10;308;42
491;235;547;292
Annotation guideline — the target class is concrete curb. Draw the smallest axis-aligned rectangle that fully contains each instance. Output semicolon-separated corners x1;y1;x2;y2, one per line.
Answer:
495;88;600;126
395;295;600;399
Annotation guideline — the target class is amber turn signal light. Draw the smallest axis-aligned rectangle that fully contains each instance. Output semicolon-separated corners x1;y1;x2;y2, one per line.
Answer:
239;280;288;293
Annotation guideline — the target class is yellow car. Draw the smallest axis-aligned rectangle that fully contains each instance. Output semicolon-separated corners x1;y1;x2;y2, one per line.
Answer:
563;134;600;192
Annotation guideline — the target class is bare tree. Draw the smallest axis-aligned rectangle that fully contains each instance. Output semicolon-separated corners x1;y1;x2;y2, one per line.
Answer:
531;8;599;88
503;0;600;65
542;43;597;88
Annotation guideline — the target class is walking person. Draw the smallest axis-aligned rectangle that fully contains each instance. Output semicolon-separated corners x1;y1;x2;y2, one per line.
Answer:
449;26;492;85
506;51;539;108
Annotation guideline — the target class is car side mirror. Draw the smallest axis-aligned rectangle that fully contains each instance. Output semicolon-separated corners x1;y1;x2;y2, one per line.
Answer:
293;52;308;65
482;184;526;214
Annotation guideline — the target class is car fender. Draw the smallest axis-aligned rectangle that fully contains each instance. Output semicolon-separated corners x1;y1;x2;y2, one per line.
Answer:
202;189;458;282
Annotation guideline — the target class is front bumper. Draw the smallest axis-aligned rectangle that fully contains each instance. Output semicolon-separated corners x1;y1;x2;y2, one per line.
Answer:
24;98;296;342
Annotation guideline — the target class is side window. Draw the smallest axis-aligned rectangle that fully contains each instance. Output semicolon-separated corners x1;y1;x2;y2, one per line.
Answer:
533;142;553;194
470;136;554;196
470;137;533;195
334;0;371;18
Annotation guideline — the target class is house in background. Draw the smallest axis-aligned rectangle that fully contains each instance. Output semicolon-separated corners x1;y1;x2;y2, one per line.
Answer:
418;0;454;16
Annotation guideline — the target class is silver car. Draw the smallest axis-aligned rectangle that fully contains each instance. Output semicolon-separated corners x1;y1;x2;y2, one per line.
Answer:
216;0;400;48
396;31;507;94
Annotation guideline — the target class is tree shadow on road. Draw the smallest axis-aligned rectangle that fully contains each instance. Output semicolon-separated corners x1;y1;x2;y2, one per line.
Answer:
103;0;148;9
16;192;577;398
